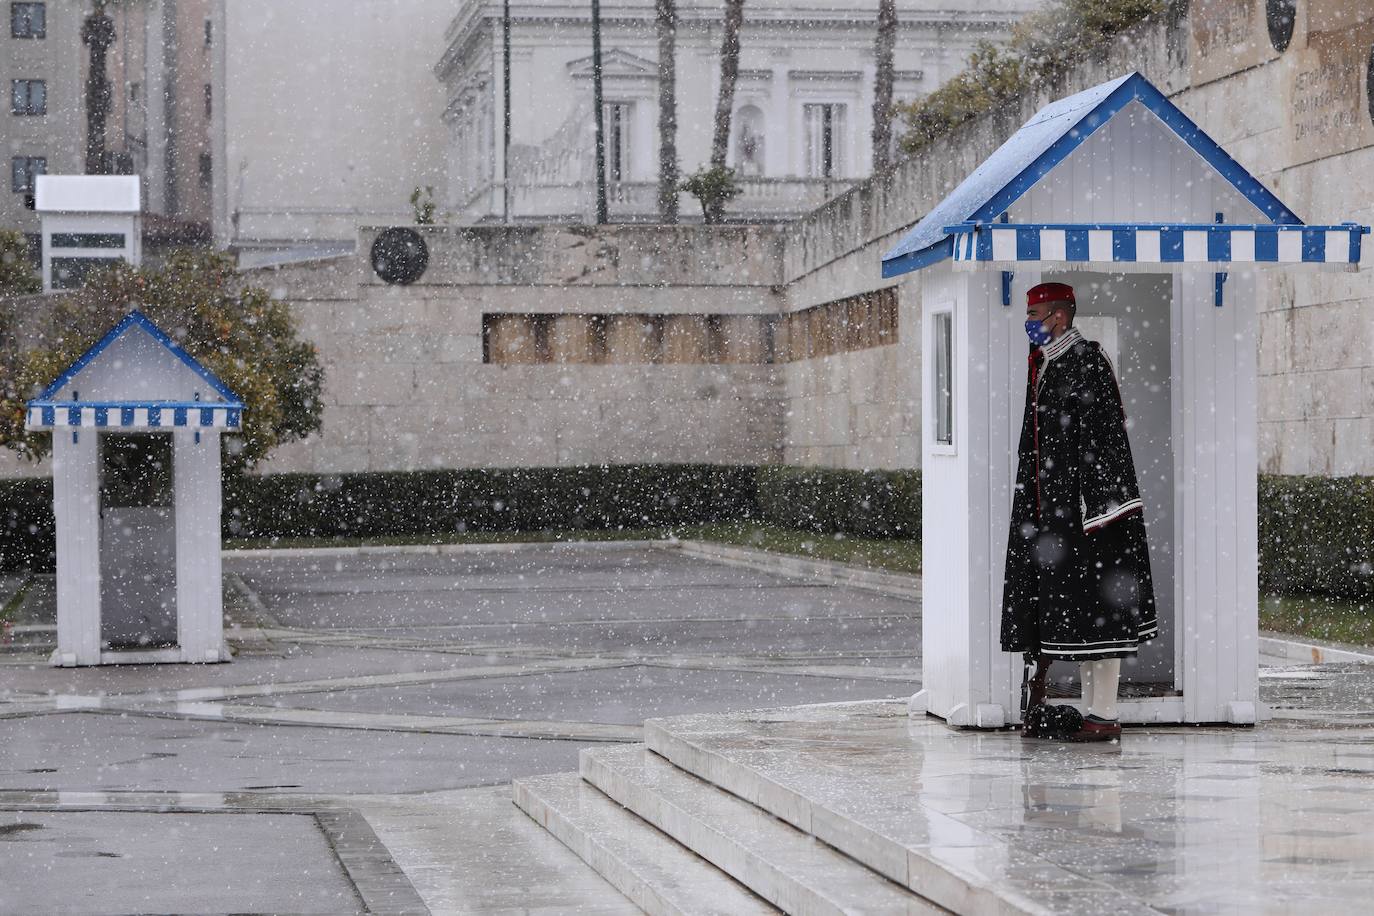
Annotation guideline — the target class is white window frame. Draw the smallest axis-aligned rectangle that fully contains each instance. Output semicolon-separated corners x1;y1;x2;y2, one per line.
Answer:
927;301;956;455
11;78;46;116
801;102;847;180
602;101;633;185
11;154;45;193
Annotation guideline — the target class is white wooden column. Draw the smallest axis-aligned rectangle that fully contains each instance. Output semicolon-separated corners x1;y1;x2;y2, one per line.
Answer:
174;431;227;663
52;431;101;667
1173;270;1260;723
916;268;968;722
917;269;1017;726
985;269;1042;722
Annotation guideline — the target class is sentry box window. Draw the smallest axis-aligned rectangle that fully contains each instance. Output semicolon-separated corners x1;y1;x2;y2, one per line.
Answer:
932;310;954;447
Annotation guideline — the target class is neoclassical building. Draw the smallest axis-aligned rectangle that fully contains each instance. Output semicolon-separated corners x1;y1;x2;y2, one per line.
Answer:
437;0;1038;223
211;1;1038;257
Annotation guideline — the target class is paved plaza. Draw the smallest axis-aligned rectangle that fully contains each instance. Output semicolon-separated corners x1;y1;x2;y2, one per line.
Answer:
1;542;1372;913
0;542;920;913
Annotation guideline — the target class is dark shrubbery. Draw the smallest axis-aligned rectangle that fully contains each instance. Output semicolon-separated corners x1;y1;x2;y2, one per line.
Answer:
2;464;922;569
756;466;920;539
0;478;54;571
223;465;759;541
1259;475;1374;600
13;467;1371;602
896;0;1168;153
224;464;923;544
0;251;324;470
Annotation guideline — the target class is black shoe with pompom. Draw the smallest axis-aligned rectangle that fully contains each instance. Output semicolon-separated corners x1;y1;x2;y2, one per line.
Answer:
1022;703;1084;739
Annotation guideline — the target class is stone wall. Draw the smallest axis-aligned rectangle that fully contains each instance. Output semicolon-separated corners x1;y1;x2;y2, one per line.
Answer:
5;4;1373;480
246;225;788;473
776;1;1374;475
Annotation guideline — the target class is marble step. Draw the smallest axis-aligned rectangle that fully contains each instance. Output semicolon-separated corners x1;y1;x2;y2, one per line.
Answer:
581;744;946;915
356;785;643;914
645;703;1158;916
513;771;776;916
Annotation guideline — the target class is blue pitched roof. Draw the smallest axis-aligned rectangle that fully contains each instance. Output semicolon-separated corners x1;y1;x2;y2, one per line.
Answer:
33;309;243;406
881;72;1304;278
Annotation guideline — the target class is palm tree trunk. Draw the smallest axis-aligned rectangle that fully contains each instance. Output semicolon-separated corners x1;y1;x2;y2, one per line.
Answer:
709;0;745;170
656;0;679;223
592;0;608;223
82;1;116;175
871;0;897;173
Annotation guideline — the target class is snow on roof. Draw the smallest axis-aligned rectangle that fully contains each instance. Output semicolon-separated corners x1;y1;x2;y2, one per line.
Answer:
881;72;1306;278
35;175;141;214
25;310;243;434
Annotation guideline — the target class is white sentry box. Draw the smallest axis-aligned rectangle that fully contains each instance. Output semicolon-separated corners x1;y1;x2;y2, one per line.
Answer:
883;72;1369;727
26;311;245;667
34;175;142;293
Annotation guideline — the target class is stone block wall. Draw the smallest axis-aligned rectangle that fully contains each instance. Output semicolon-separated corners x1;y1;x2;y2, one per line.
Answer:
776;2;1374;475
247;226;788;473
4;5;1373;481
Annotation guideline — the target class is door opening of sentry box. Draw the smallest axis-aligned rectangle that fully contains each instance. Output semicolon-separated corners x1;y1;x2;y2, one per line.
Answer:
1025;271;1176;708
99;432;178;651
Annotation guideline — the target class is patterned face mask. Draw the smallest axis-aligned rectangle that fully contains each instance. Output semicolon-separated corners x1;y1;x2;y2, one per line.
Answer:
1025;320;1052;346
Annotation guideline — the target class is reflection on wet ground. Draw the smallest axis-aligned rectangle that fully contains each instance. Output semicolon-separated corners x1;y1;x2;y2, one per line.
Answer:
655;693;1374;915
2;544;1372;912
0;543;920;912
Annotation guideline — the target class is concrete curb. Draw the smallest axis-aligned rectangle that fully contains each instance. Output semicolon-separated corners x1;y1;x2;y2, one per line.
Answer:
222;537;923;601
663;539;921;600
1259;632;1374;666
224;539;662;560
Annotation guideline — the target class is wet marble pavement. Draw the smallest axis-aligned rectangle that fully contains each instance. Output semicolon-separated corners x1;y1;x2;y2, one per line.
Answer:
4;542;1373;913
645;696;1374;915
0;542;920;914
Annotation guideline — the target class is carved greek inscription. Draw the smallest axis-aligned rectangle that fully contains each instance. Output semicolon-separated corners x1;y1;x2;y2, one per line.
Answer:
1292;60;1361;142
1286;22;1374;163
1191;0;1275;85
1195;0;1253;54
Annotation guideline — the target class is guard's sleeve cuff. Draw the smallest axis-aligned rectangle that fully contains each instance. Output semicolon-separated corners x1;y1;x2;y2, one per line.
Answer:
1083;498;1143;534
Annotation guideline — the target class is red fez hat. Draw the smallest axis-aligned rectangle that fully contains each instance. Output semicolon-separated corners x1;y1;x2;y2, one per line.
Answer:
1026;282;1075;307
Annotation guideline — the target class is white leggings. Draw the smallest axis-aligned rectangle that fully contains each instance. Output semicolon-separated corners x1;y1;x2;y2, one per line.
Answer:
1079;658;1121;721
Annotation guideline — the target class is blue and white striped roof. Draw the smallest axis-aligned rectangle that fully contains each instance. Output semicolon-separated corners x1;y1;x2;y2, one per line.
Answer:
25;310;244;433
26;402;242;431
948;222;1368;269
881;72;1368;277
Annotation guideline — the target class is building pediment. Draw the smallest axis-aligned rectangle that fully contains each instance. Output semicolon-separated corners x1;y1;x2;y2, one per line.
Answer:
567;49;658;81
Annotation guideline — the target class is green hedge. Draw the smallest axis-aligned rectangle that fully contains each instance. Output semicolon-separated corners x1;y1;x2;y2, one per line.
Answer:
1259;475;1374;600
756;466;920;539
223;465;759;540
0;478;54;571
10;468;1368;601
224;465;922;542
1;464;925;569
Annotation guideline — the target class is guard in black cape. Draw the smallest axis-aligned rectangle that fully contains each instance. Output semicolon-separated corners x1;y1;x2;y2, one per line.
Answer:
1002;282;1158;743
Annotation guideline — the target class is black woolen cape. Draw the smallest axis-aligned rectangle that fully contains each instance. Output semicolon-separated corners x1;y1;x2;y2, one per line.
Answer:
1000;331;1159;660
